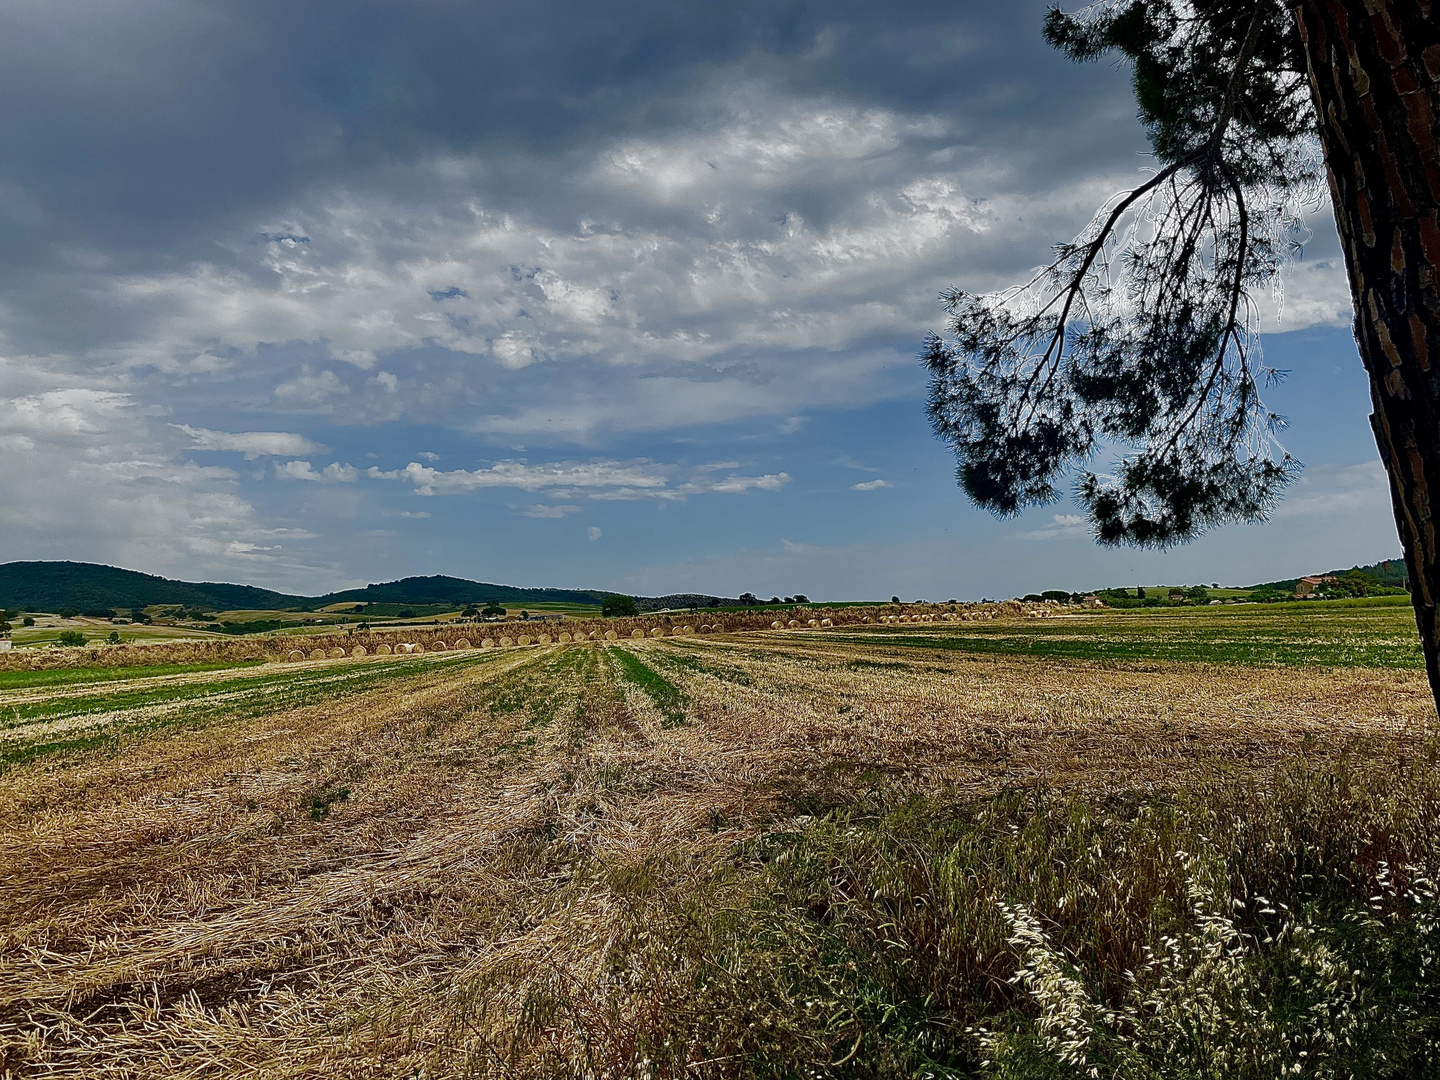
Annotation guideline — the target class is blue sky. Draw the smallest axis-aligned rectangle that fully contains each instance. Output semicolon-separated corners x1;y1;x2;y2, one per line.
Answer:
0;0;1393;599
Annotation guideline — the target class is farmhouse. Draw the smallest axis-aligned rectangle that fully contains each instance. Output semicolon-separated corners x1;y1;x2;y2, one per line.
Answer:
1295;575;1337;598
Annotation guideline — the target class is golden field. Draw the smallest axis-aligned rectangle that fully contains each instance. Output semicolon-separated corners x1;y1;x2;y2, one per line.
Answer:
3;606;1439;1077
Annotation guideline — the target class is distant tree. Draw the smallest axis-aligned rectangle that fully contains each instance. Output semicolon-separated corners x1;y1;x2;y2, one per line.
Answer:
738;592;760;606
770;596;782;604
1041;590;1071;602
22;616;35;627
107;630;122;645
0;621;11;634
1137;586;1147;599
58;608;78;619
602;595;639;618
924;1;1440;703
353;604;365;614
482;601;506;616
1024;593;1045;602
1186;585;1211;603
793;594;809;604
398;609;415;620
57;630;86;647
462;605;480;617
891;596;901;605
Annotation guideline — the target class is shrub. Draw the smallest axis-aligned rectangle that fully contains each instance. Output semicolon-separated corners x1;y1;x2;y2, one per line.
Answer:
56;630;86;647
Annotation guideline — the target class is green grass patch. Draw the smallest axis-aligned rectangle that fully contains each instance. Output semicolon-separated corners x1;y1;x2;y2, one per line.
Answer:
0;659;266;692
607;647;689;727
826;600;1425;669
0;650;501;771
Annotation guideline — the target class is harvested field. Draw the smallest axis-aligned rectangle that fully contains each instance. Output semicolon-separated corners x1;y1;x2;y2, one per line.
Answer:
2;609;1438;1076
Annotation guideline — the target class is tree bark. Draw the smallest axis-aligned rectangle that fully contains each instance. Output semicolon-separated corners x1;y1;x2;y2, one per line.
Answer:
1292;0;1440;705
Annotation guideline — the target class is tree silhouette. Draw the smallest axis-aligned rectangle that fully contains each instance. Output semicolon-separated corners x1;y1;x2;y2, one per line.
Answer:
924;0;1440;703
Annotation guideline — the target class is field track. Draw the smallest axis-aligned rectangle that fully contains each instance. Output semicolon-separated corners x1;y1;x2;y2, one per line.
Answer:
2;621;1436;1076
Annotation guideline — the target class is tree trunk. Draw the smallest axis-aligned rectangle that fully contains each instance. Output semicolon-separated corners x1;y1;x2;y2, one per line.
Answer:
1292;0;1440;706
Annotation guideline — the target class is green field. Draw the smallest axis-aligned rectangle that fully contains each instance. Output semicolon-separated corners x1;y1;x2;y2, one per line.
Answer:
4;602;1439;1077
826;595;1424;668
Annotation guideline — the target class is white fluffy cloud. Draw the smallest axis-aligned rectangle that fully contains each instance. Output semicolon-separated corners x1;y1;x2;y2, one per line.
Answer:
174;424;328;459
275;460;358;483
0;362;323;588
366;459;791;502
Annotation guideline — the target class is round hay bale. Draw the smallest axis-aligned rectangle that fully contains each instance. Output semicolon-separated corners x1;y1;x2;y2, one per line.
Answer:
821;618;833;627
605;630;618;641
538;633;552;644
808;619;820;628
650;626;665;638
517;635;531;646
788;619;800;628
309;649;326;660
375;643;392;654
351;645;367;657
631;629;645;639
500;636;514;647
589;631;600;640
453;638;471;649
288;649;305;662
431;641;448;652
559;632;572;643
683;625;694;634
772;620;784;629
481;638;494;649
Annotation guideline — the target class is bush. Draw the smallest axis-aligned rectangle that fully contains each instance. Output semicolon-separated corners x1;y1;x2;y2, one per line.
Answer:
106;630;121;645
56;630;86;647
602;595;639;618
22;616;35;627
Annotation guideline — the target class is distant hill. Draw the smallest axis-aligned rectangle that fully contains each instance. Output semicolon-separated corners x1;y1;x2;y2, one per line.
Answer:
0;561;302;613
1249;557;1409;592
0;561;735;614
320;575;612;608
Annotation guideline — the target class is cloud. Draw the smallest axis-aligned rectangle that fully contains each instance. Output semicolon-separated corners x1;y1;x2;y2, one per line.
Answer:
0;364;328;590
851;478;889;490
275;460;359;483
174;424;328;459
695;472;791;494
521;503;582;518
1018;513;1090;541
366;457;793;502
588;526;603;542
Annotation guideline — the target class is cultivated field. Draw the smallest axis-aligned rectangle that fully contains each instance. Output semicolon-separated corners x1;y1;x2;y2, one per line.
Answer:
3;603;1439;1076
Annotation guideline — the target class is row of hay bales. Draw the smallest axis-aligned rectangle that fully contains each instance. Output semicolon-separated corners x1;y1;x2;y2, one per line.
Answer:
0;599;1069;672
280;623;743;661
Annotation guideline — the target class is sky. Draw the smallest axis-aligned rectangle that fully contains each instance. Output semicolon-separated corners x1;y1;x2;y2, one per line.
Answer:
0;0;1396;600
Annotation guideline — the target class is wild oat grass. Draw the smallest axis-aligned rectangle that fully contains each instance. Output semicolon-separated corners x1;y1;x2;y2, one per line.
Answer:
0;624;1435;1077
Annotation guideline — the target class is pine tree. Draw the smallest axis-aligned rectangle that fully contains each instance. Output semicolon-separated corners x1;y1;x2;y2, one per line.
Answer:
924;1;1440;704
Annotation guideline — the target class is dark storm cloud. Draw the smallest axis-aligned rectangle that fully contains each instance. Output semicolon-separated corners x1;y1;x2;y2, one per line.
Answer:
0;1;1129;269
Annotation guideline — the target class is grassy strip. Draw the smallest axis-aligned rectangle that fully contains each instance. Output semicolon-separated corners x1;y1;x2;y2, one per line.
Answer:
824;623;1424;668
607;646;689;727
0;659;268;693
0;651;502;771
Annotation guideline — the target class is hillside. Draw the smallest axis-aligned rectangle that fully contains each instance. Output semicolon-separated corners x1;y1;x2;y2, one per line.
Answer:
0;561;734;614
0;562;301;613
319;575;611;608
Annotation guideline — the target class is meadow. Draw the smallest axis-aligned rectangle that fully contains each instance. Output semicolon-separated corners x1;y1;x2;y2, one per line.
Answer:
2;601;1438;1077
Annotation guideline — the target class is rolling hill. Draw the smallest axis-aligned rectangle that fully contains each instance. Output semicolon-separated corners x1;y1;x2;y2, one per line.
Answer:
0;562;735;614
